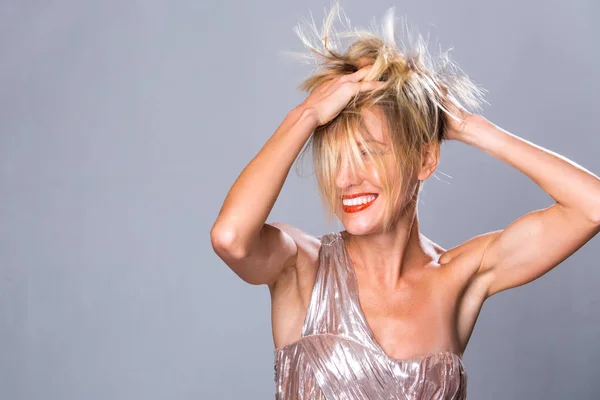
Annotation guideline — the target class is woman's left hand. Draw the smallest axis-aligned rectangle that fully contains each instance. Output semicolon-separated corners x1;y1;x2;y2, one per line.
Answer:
440;88;483;141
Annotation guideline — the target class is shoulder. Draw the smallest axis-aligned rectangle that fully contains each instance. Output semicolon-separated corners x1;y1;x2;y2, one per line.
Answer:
436;230;503;292
267;222;323;289
438;231;501;266
267;222;322;264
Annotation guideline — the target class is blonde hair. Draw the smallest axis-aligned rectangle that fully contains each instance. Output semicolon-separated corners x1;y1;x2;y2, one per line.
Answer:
287;2;487;232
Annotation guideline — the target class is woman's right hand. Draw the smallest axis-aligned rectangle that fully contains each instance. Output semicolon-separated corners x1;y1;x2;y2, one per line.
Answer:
298;65;385;127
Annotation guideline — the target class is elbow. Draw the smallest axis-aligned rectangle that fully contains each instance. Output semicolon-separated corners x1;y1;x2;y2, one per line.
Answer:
588;186;600;224
589;210;600;226
210;224;251;260
587;194;600;225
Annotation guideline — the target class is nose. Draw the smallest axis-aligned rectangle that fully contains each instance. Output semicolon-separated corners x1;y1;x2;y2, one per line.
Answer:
335;155;364;190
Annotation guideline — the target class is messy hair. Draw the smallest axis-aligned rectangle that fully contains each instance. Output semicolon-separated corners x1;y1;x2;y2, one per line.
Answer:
287;1;487;232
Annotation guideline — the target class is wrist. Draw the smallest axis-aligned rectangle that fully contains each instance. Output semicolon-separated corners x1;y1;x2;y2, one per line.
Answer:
461;115;495;145
290;105;320;130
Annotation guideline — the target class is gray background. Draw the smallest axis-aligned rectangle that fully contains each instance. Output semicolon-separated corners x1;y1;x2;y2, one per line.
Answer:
1;0;599;399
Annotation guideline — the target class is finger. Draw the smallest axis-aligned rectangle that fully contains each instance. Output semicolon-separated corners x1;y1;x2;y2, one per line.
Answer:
357;80;386;91
341;64;375;83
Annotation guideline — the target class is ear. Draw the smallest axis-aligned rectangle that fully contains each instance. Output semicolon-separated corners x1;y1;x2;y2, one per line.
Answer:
417;141;440;181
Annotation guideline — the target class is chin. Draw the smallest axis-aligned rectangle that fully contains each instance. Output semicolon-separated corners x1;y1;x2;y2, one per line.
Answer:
340;212;383;236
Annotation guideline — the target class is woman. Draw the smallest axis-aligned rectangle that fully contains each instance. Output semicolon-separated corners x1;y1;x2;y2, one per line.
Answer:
210;3;600;399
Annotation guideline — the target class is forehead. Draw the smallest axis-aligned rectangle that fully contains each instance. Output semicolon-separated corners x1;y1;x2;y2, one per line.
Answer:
358;106;388;145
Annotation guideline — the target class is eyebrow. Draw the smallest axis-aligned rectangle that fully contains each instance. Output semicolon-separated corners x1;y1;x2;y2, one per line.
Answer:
360;139;385;145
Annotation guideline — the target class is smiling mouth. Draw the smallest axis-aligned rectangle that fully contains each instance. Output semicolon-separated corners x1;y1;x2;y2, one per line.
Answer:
342;193;378;213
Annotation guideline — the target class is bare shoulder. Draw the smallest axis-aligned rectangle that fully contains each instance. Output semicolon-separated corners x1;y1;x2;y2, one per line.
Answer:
266;222;322;292
436;229;504;298
267;222;322;349
431;230;504;350
439;231;502;266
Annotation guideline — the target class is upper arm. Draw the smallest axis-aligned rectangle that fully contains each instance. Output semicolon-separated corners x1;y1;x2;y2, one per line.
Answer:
211;221;314;287
477;203;600;298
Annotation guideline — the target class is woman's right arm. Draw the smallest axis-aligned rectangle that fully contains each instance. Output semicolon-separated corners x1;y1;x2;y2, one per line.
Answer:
210;106;319;286
210;65;383;286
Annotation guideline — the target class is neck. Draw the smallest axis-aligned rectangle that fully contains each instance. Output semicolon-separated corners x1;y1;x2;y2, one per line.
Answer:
341;205;439;290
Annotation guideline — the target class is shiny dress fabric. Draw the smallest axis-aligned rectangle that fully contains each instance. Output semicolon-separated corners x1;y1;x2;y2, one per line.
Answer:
274;231;467;400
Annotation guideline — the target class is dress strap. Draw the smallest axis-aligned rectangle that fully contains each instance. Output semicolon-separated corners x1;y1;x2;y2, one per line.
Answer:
300;232;335;337
300;232;379;353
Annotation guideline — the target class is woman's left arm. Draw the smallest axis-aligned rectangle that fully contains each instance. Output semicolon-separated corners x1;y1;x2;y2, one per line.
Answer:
454;114;600;298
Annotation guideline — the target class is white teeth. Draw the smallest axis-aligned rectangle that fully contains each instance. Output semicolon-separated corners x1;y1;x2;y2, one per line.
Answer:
342;195;377;206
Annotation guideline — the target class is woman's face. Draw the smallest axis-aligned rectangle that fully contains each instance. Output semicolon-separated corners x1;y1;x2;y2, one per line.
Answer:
334;106;405;234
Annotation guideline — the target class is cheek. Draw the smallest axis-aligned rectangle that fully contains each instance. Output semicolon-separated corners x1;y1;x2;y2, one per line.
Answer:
363;160;397;188
363;165;382;186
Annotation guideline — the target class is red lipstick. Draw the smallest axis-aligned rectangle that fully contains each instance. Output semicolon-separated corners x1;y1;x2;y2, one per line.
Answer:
341;193;378;213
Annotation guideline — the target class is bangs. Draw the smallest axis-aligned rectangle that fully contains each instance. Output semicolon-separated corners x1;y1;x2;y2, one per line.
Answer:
323;109;383;186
